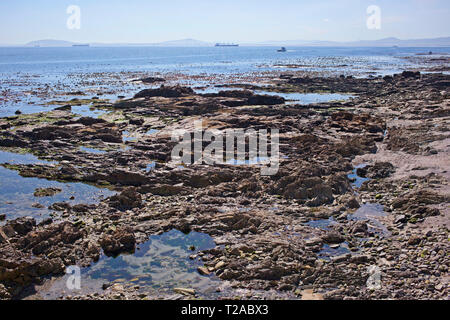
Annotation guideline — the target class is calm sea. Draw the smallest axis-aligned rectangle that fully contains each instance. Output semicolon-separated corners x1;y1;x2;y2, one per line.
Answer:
0;46;449;116
1;46;449;74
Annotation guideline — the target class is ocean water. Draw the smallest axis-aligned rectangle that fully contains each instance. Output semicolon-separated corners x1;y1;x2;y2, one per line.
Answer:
1;46;449;117
1;46;449;75
1;46;448;117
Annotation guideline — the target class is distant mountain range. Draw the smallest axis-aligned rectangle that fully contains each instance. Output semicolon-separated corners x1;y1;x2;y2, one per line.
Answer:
25;38;213;47
18;36;450;48
25;39;80;47
247;37;450;47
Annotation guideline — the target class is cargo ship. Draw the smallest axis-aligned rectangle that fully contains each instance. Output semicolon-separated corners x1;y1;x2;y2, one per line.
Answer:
72;44;90;47
215;43;239;47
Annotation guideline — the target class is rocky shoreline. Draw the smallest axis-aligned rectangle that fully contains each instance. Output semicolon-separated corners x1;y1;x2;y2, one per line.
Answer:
0;70;449;300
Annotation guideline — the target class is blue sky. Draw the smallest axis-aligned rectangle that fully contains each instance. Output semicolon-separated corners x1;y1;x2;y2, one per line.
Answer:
0;0;449;44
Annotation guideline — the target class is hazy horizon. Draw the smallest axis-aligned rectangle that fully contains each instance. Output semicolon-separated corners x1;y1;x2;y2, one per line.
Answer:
0;35;447;48
0;0;449;45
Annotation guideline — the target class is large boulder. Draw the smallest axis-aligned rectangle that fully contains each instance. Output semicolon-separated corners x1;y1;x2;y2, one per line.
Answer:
135;76;165;84
2;217;36;238
134;85;194;98
109;187;142;210
206;90;285;105
247;94;285;105
0;246;64;285
321;231;345;244
365;162;395;179
100;228;136;257
401;71;421;79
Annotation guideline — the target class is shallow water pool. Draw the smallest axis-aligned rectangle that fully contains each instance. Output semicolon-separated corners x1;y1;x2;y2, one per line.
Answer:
0;150;115;223
348;164;370;189
33;229;222;299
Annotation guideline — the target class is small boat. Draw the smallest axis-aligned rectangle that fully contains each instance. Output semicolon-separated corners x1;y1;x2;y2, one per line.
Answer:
277;47;287;52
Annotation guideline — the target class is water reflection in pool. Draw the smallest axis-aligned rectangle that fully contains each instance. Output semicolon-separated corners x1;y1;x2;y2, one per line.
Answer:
71;105;108;119
195;87;353;105
35;230;222;299
348;164;369;189
348;203;390;236
122;130;137;143
226;156;269;165
318;242;351;261
0;150;115;223
255;90;353;105
144;161;156;172
305;217;337;230
80;146;107;154
146;129;159;135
